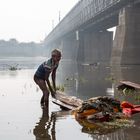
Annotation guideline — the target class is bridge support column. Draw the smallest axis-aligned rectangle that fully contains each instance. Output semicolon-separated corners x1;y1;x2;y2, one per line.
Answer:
111;4;140;65
78;30;113;65
61;32;79;60
76;30;113;95
111;4;140;82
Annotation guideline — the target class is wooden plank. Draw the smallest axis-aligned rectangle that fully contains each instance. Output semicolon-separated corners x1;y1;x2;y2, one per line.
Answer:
120;81;140;89
52;99;76;110
52;91;83;110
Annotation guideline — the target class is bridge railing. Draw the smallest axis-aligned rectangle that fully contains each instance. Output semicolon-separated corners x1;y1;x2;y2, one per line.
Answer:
44;0;133;44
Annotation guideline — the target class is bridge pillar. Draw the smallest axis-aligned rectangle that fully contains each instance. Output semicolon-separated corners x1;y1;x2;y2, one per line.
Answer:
111;4;140;65
77;30;113;65
111;4;140;82
61;32;79;60
76;30;113;95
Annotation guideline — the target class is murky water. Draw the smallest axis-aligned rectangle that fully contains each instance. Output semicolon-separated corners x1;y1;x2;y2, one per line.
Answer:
0;57;140;140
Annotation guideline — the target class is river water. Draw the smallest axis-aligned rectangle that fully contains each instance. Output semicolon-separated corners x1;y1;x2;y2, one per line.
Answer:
0;57;140;140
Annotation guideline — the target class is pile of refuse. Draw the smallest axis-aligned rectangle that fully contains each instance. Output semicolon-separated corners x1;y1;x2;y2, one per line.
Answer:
71;96;138;134
53;92;140;121
73;96;123;121
73;96;140;121
53;93;139;134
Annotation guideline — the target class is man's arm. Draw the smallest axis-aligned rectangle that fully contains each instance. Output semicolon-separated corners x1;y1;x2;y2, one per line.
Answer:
52;67;57;91
45;74;53;93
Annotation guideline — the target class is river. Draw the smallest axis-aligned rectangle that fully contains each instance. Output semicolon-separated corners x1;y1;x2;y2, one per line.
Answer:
0;57;140;140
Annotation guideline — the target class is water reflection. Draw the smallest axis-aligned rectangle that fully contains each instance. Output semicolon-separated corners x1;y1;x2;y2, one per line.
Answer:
33;107;56;140
59;61;140;104
75;117;135;140
34;105;135;140
33;108;72;140
59;61;111;100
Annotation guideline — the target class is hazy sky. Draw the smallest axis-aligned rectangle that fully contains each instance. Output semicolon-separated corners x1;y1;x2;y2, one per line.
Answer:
0;0;78;42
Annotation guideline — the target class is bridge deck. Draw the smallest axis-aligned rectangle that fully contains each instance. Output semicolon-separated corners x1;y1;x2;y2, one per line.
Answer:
45;0;138;44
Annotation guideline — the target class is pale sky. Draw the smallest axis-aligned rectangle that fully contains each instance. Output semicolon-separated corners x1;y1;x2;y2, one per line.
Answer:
0;0;78;43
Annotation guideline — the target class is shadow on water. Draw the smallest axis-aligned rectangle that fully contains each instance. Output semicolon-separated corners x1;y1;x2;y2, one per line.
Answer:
33;107;56;140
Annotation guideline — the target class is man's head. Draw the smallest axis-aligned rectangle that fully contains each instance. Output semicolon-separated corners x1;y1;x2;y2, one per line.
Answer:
51;49;61;62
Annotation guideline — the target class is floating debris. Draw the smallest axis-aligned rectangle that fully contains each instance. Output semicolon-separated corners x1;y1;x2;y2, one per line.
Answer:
3;64;21;71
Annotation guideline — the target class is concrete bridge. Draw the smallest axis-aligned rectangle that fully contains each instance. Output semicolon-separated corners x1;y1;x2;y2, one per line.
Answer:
44;0;140;67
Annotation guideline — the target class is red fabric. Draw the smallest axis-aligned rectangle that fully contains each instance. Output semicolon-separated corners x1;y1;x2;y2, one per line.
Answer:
123;108;132;116
121;101;140;116
121;101;134;109
132;107;140;113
